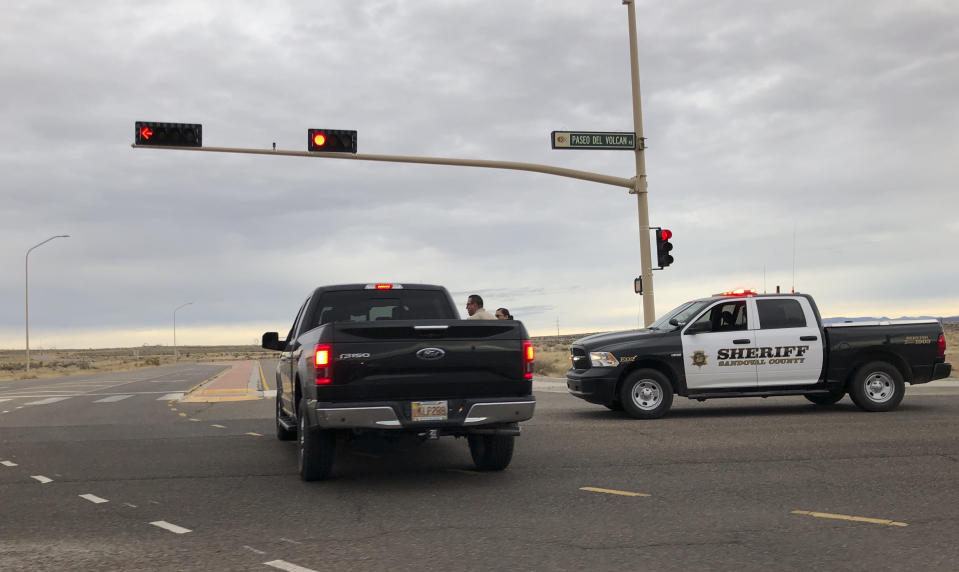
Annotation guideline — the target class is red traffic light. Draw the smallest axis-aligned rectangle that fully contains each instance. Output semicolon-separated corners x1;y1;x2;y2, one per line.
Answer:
308;129;357;153
660;229;673;240
135;122;202;147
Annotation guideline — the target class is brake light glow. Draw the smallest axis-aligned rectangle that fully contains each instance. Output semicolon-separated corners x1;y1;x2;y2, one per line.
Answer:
315;344;332;385
375;284;393;290
939;334;947;358
522;340;535;380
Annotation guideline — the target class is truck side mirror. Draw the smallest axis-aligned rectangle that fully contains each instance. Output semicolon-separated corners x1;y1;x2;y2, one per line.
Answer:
684;322;712;335
261;331;283;351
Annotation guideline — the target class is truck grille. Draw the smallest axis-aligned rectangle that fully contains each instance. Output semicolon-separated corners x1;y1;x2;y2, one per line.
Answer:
570;347;590;370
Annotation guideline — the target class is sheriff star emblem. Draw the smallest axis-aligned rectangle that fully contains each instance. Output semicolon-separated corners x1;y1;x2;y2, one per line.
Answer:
690;351;707;368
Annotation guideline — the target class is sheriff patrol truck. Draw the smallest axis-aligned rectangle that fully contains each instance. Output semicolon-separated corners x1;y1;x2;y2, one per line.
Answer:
566;290;952;419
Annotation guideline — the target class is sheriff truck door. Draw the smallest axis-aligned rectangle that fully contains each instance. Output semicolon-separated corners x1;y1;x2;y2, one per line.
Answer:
753;297;825;386
681;298;758;390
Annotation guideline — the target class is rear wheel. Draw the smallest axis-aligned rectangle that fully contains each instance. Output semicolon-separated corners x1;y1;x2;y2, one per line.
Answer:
275;393;296;441
298;399;335;481
619;369;674;419
468;434;514;471
849;361;904;412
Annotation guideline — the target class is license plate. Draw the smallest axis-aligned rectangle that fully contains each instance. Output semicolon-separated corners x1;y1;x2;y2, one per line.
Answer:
411;400;448;422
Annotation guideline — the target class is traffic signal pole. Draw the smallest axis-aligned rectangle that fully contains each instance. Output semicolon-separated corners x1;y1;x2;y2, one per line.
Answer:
131;145;635;190
623;0;656;327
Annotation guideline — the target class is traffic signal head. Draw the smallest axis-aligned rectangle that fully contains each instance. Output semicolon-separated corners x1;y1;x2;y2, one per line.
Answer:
135;122;202;147
656;228;674;268
308;129;357;153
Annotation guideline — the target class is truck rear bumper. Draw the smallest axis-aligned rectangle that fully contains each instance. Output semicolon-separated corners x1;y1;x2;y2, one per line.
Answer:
932;362;952;381
306;396;535;430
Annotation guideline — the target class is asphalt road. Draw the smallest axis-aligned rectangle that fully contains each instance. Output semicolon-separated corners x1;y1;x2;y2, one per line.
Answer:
2;363;958;571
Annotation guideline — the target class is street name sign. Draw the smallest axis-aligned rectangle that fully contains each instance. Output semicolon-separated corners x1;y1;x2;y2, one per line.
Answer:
551;131;636;150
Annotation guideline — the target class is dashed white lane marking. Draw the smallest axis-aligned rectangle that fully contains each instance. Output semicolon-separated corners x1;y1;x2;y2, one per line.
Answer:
79;494;109;504
2;460;18;467
265;560;318;572
94;395;133;403
211;424;227;428
242;545;267;555
31;475;53;483
150;521;192;534
24;397;71;405
0;398;11;403
245;432;263;437
158;393;185;400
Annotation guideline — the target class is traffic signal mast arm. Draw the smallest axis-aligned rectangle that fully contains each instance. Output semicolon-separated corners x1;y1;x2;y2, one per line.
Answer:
130;144;635;190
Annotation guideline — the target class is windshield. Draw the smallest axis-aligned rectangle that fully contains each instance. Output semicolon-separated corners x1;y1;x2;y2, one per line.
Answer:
648;300;711;331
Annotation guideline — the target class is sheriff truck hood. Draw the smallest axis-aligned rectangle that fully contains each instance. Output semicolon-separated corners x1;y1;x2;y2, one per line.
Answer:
573;328;667;351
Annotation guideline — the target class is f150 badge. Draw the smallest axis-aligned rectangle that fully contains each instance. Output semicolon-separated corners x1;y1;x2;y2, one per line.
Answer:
416;348;446;360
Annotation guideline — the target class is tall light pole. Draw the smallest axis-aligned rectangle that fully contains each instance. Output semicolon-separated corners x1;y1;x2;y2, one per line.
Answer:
25;234;70;373
173;302;192;361
623;0;655;326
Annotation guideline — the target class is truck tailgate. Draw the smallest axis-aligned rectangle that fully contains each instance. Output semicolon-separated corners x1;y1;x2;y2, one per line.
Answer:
322;320;531;400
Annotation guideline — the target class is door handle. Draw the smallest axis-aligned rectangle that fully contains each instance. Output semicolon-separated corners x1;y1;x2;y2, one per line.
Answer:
800;335;818;341
733;339;751;344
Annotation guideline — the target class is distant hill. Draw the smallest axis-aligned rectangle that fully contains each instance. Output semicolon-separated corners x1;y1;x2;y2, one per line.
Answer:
824;316;959;324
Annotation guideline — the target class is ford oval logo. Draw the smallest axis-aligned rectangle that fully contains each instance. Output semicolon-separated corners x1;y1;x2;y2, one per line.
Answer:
416;347;446;360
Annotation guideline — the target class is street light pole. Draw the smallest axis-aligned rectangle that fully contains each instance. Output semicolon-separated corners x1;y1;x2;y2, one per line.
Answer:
623;0;656;326
173;302;193;361
25;234;70;373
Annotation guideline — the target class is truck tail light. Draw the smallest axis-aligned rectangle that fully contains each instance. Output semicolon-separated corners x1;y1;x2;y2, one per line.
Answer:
315;344;332;385
522;340;535;380
938;334;946;358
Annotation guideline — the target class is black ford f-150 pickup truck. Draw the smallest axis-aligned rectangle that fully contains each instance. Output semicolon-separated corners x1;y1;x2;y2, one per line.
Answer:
262;283;535;480
567;290;952;419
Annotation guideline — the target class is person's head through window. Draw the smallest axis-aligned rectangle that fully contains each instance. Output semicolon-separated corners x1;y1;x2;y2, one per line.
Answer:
495;308;512;320
465;294;484;317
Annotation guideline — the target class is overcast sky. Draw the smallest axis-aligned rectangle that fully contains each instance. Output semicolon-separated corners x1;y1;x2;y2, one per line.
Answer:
2;0;957;349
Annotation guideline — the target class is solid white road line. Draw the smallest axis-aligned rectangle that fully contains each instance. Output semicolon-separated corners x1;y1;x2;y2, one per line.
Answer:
149;521;192;534
24;397;72;405
264;560;319;572
1;460;18;467
79;494;109;504
158;393;185;400
93;395;133;403
31;475;53;483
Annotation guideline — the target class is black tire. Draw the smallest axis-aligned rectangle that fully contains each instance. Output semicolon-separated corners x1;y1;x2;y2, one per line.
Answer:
849;361;904;412
468;434;514;471
298;399;335;481
619;369;674;419
275;393;296;441
804;391;845;405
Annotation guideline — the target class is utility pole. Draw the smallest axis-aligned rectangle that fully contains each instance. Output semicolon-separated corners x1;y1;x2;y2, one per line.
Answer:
25;234;69;373
623;0;655;326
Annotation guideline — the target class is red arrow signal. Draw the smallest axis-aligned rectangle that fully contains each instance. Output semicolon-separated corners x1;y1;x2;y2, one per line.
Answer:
139;126;153;140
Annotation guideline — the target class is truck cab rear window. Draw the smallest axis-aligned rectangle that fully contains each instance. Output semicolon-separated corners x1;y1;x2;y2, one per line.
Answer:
757;299;806;329
312;290;454;327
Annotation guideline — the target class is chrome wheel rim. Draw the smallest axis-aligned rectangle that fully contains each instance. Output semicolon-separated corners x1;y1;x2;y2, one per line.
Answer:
863;371;895;403
630;379;662;411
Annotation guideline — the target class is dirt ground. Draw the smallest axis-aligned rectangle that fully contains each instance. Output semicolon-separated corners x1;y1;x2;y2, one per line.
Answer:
2;325;955;382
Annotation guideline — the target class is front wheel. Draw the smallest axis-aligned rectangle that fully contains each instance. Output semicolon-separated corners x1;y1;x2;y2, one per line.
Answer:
619;369;674;419
298;399;335;481
468;434;514;471
849;361;904;412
